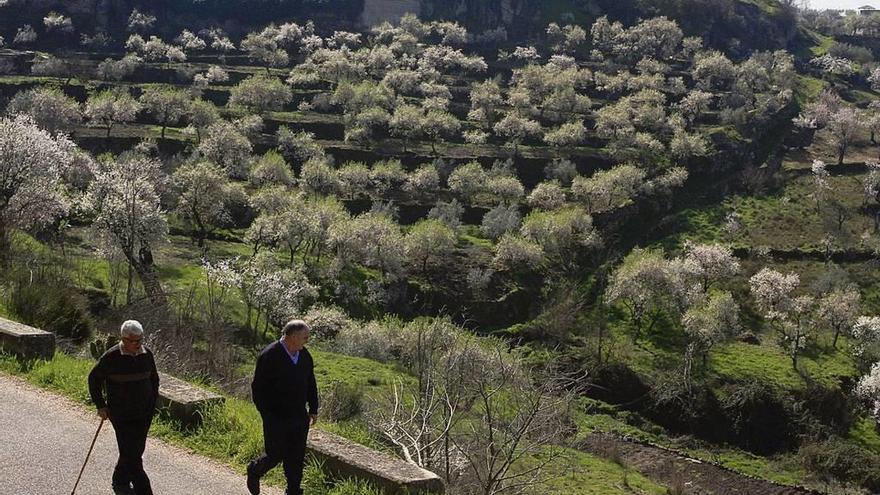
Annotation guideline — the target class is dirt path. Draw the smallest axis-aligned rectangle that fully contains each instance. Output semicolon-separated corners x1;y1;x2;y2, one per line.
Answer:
580;433;822;495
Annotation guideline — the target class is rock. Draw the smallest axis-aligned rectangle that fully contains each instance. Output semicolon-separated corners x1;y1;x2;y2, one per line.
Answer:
157;372;224;427
0;316;55;360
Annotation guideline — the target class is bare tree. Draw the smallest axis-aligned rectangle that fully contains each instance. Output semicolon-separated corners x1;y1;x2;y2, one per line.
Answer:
369;320;576;495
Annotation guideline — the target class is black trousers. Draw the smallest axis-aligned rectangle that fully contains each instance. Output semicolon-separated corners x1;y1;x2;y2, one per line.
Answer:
110;416;154;495
248;415;309;495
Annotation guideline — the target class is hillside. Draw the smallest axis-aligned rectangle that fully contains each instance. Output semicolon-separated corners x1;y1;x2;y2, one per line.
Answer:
1;1;880;494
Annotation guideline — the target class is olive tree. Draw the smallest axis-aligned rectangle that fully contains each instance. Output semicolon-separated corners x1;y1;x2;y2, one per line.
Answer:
544;121;586;148
571;164;645;214
250;151;295;187
389;104;423;152
682;291;740;368
481;204;521;240
421;110;461;154
607;248;675;342
520;206;599;268
493;113;542;154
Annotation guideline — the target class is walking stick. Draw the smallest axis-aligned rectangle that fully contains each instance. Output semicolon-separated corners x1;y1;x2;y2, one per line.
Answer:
70;418;105;495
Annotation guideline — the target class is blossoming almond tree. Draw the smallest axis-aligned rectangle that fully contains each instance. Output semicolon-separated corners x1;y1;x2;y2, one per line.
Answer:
82;152;168;305
0;115;75;259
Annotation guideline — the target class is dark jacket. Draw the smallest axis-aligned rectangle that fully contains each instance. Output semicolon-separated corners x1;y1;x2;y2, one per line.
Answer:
251;341;318;421
88;344;160;421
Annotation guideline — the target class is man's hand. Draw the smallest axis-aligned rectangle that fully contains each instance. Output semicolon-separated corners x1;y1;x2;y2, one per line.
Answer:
309;414;318;426
97;408;108;420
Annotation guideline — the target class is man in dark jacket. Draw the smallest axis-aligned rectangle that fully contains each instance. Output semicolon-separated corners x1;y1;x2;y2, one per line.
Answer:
88;320;160;495
247;319;319;495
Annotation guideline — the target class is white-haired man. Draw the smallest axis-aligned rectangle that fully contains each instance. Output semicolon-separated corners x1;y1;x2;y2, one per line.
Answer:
247;319;319;495
88;320;159;495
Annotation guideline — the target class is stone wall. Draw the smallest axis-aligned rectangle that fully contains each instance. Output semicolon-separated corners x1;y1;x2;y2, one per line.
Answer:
308;429;444;494
0;317;55;360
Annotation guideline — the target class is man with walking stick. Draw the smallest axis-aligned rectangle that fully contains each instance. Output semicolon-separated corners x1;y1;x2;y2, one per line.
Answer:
88;320;160;495
247;319;319;495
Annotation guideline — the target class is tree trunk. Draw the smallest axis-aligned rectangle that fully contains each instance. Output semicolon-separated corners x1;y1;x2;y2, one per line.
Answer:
126;262;133;305
0;221;9;266
126;246;166;307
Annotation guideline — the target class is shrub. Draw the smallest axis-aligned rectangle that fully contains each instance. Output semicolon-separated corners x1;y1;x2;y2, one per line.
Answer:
6;272;93;341
799;437;880;490
331;320;399;362
321;381;364;421
303;305;352;343
719;379;794;454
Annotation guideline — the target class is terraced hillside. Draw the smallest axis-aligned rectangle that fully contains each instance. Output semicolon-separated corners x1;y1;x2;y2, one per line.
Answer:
2;2;880;494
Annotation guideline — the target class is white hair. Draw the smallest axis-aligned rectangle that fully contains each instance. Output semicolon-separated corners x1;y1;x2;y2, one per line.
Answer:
120;320;144;337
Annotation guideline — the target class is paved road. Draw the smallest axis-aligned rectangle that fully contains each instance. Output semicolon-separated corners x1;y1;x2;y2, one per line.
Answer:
0;373;282;495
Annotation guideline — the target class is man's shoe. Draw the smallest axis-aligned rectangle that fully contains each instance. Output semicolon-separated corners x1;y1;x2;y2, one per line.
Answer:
112;484;135;495
246;471;260;495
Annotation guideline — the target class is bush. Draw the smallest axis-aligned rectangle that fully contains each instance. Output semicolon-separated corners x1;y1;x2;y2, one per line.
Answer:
719;379;794;454
799;437;880;490
331;320;398;362
321;381;364;422
828;42;873;64
303;305;352;343
6;273;93;341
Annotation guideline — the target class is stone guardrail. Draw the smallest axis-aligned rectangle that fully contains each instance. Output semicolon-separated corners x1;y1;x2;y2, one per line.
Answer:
0;317;55;360
157;372;224;427
308;429;444;494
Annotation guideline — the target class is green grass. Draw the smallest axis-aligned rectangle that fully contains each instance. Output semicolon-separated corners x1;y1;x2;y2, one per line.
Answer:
684;447;806;486
849;416;880;455
535;447;668;495
710;340;856;391
795;75;828;104
668;172;875;252
311;349;409;390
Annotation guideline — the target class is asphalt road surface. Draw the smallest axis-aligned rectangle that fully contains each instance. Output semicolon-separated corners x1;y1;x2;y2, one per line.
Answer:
0;373;281;495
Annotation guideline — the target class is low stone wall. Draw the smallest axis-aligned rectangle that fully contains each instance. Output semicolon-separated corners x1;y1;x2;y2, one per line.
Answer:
157;372;224;427
0;317;55;360
308;429;444;494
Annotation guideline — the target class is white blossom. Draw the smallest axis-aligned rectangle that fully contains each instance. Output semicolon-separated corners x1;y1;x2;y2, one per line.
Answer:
0;115;75;244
